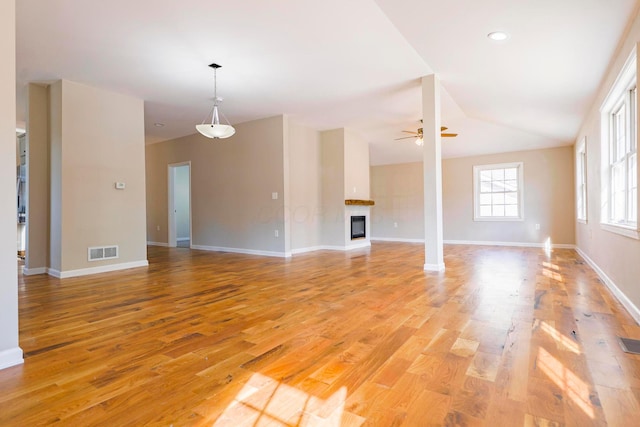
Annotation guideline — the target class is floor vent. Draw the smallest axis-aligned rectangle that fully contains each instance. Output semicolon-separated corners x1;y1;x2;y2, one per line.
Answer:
619;337;640;355
88;245;119;262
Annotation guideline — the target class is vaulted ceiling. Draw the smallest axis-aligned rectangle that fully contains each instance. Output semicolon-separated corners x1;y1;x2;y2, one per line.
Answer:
16;0;639;164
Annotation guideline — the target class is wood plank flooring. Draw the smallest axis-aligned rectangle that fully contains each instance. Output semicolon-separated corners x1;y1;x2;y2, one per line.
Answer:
2;243;640;426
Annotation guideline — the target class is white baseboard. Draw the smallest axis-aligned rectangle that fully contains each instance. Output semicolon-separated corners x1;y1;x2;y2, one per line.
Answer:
0;347;24;370
48;260;149;279
291;245;326;255
576;247;640;325
424;262;445;272
191;245;292;258
23;266;48;276
370;237;425;243
147;241;169;247
444;239;576;249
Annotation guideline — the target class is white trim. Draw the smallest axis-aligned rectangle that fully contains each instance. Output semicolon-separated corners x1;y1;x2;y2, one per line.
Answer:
345;241;372;250
147;241;169;247
0;347;24;370
576;247;640;325
48;260;149;279
288;243;373;255
22;266;47;276
176;237;190;242
600;223;640;240
473;162;524;221
191;245;292;258
576;136;588;222
600;45;637;113
291;245;326;255
424;263;445;272
370;237;425;243
443;239;576;249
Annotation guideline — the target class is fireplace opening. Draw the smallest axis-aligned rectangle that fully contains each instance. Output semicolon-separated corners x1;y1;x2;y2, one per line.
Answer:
351;215;366;240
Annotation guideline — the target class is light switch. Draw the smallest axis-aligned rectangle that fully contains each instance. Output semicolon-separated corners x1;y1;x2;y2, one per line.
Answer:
115;182;125;190
272;192;278;200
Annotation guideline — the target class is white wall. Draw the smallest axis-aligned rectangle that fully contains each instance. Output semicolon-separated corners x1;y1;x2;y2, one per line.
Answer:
575;7;640;320
175;165;190;240
0;0;23;370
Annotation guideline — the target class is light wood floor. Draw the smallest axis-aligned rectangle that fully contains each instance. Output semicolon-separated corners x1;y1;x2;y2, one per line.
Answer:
1;243;640;426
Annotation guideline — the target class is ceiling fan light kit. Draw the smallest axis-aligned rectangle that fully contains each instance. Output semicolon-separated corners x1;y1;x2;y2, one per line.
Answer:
196;63;236;139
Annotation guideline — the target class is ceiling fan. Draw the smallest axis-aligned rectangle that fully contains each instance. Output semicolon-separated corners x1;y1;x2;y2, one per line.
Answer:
395;122;458;146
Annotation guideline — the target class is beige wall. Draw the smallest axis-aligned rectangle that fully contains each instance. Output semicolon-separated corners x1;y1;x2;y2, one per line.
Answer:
49;80;147;273
370;146;575;246
0;0;22;368
146;115;288;255
25;83;49;271
289;121;322;251
344;129;370;200
370;162;424;240
49;81;62;271
320;129;346;247
443;146;575;245
575;8;640;314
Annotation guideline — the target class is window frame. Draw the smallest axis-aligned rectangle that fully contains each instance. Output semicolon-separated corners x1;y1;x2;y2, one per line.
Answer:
576;136;587;223
600;47;639;239
473;162;524;222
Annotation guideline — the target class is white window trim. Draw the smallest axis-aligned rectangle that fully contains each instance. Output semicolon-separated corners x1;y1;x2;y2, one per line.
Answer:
576;136;587;224
600;46;639;239
473;162;524;222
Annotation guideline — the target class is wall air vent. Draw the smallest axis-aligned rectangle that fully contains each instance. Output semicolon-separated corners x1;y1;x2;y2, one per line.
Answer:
88;245;119;262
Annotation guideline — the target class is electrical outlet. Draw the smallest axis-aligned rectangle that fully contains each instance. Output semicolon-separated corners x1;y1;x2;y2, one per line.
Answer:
272;192;278;200
394;222;398;228
535;224;540;230
156;225;160;231
274;229;279;238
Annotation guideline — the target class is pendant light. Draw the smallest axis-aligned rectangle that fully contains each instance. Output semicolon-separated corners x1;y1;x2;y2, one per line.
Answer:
196;63;236;139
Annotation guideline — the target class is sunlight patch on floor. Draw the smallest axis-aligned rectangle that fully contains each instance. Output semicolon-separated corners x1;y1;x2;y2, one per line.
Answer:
538;347;594;419
540;321;580;354
213;373;349;426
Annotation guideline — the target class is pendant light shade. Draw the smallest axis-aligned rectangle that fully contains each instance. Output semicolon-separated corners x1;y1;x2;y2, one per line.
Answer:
196;63;235;139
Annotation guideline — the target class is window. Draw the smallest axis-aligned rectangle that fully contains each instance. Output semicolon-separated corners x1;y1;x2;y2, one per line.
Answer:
473;162;523;221
600;48;639;239
576;137;587;222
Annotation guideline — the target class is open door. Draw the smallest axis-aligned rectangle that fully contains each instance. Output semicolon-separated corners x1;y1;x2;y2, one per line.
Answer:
168;162;191;248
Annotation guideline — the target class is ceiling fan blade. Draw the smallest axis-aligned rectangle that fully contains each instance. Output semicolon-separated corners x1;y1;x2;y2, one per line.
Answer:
394;136;416;141
401;130;418;135
440;126;448;131
441;133;458;137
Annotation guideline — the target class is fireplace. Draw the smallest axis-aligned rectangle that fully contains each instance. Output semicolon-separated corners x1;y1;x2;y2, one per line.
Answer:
350;215;366;239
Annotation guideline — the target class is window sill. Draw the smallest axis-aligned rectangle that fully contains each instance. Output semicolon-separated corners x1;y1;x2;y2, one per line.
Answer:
474;217;524;222
601;222;640;240
577;218;587;225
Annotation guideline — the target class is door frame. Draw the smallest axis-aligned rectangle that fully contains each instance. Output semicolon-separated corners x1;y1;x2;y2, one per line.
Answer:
167;161;192;248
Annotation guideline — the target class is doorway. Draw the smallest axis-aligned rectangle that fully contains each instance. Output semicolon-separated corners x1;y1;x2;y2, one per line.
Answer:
168;162;191;248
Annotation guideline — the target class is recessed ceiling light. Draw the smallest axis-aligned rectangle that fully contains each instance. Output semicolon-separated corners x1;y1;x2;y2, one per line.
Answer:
487;31;510;41
154;123;165;127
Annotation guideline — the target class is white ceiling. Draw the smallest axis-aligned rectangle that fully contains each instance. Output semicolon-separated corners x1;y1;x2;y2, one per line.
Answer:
15;0;639;165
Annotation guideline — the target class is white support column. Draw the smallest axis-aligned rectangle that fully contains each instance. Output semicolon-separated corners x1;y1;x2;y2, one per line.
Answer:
422;74;445;272
0;0;23;370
